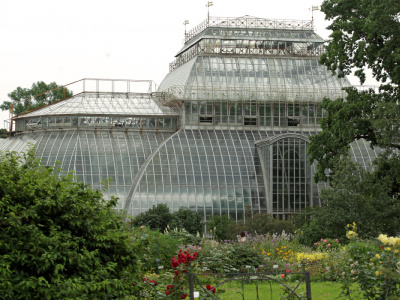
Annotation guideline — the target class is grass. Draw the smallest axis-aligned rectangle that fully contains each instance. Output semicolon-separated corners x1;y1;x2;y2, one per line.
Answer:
196;281;362;299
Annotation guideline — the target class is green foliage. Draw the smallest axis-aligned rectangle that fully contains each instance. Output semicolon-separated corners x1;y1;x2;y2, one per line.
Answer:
207;214;234;241
131;227;180;273
313;238;341;252
0;129;8;139
297;157;400;246
310;0;400;183
132;204;203;236
0;150;139;299
171;208;203;235
0;81;73;115
133;204;173;233
227;212;294;240
320;0;400;85
230;243;265;270
195;242;237;273
342;239;400;299
166;229;201;246
196;242;264;273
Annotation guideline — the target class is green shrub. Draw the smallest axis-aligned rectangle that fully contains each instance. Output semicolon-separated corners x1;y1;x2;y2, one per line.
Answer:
0;150;139;299
230;243;265;270
167;228;202;246
207;214;234;241
131;227;180;272
196;242;237;273
226;212;294;240
313;238;341;252
171;208;203;235
296;158;400;246
132;203;172;232
132;204;203;235
196;241;265;274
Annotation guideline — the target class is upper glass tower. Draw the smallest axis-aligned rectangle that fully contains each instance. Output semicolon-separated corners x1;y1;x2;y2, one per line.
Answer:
158;16;350;132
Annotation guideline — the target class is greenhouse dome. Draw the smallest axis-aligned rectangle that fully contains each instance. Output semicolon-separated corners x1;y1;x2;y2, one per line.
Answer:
0;16;381;221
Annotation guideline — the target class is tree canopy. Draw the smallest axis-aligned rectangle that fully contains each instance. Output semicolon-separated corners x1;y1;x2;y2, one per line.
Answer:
302;0;400;242
309;0;400;182
297;157;400;245
132;204;204;235
0;149;140;299
0;81;73;116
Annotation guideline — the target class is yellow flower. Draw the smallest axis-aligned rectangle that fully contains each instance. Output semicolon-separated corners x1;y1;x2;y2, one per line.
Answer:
395;250;399;254
376;254;380;259
346;230;358;239
375;270;382;276
353;222;356;226
347;224;350;227
385;247;391;251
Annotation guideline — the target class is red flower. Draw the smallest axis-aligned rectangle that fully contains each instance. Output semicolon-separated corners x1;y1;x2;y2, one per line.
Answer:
206;284;216;293
165;284;175;295
181;293;188;299
149;280;158;286
281;274;285;278
286;269;291;273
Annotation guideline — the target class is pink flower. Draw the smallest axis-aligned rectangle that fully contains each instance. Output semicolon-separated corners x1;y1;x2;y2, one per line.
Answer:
323;239;327;243
327;244;331;247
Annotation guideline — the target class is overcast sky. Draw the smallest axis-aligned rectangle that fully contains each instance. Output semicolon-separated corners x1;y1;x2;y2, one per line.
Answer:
0;0;376;130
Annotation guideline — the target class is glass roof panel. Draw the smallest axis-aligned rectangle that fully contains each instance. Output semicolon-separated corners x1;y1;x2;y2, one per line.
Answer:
160;56;351;102
17;92;178;118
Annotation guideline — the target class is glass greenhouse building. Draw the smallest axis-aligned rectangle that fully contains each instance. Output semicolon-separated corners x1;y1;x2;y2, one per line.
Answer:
0;16;381;221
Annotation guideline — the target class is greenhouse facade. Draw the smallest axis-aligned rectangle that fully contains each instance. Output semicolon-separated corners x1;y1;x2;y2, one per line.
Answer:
0;16;381;221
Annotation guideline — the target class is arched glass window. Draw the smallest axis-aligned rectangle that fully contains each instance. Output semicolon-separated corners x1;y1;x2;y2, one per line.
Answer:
255;134;312;218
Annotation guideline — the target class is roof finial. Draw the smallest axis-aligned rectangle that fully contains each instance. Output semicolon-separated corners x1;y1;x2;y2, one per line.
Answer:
309;5;320;29
183;20;189;38
206;1;213;24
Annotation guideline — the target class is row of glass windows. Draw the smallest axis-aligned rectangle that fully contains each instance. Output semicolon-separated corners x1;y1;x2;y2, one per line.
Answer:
171;40;324;71
207;28;319;39
199;39;324;54
16;116;178;132
186;57;348;90
185;101;325;127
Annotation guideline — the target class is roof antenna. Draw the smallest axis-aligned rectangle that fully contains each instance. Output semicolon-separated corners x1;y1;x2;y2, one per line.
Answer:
206;1;213;25
309;5;320;30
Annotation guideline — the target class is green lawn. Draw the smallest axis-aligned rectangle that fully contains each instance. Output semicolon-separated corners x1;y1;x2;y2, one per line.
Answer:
206;281;362;299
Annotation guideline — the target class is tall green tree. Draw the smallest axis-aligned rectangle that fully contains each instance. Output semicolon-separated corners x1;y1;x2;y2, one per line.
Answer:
0;81;73;116
297;157;400;245
0;149;140;299
309;0;400;182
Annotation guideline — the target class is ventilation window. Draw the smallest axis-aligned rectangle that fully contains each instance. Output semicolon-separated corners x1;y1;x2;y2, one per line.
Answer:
244;117;257;126
199;116;213;123
288;118;301;127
